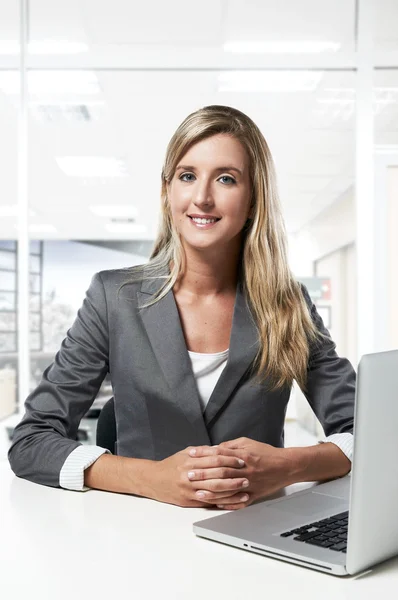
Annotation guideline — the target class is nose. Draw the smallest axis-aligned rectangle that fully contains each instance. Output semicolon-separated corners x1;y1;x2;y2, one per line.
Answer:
192;178;213;207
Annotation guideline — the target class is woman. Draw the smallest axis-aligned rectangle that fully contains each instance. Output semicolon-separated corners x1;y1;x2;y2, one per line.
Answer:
8;105;355;511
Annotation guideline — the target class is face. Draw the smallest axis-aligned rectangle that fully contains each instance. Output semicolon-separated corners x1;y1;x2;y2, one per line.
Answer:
167;134;252;254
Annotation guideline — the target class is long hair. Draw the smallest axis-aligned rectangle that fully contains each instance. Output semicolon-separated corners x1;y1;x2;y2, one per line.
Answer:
120;105;323;392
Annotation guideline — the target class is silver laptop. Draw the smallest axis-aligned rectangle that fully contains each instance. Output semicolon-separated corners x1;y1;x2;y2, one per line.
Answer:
193;349;398;576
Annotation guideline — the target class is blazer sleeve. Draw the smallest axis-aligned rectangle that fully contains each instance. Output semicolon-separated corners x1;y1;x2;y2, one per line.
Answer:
299;284;356;437
8;272;109;488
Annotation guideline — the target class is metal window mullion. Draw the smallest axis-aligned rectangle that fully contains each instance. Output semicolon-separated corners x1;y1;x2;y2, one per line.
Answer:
17;0;30;411
39;240;43;351
355;0;375;362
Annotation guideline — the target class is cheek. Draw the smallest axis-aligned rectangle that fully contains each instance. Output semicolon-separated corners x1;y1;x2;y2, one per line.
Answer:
227;202;251;223
169;188;190;212
169;204;186;225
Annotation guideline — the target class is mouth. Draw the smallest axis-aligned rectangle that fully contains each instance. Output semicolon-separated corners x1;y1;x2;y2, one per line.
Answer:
188;216;221;222
188;215;221;229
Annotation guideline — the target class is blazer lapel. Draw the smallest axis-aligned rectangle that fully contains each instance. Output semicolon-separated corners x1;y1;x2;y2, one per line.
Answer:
203;281;260;427
136;264;211;442
136;263;260;434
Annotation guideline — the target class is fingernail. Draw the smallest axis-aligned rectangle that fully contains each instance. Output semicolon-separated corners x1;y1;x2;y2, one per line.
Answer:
238;459;245;467
187;471;195;479
196;491;205;498
242;480;249;487
240;494;249;502
189;449;197;456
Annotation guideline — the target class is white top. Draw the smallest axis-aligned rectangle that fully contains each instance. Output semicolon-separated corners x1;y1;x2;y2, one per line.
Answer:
187;347;229;412
59;349;353;491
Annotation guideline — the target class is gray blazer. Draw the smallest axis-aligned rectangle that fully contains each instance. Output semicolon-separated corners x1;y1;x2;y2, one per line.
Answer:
8;265;356;488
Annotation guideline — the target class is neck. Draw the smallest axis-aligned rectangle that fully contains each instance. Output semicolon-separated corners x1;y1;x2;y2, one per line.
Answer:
171;244;242;299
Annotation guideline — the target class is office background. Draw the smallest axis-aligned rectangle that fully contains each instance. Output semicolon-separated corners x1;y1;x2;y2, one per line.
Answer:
0;0;397;456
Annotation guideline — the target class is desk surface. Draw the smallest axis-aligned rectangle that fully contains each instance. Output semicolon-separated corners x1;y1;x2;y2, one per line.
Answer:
1;463;397;600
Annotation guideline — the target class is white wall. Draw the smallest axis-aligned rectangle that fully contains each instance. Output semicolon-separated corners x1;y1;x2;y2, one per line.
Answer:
387;167;398;349
293;166;398;435
292;186;357;364
345;244;357;364
291;189;357;437
293;243;357;438
315;251;345;356
315;244;357;366
292;187;355;262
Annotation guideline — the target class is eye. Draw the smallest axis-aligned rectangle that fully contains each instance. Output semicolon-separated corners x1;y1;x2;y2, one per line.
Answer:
219;175;236;185
179;172;195;182
178;173;236;184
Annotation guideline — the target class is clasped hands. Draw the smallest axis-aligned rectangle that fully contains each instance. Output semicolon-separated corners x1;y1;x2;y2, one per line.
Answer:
153;437;296;510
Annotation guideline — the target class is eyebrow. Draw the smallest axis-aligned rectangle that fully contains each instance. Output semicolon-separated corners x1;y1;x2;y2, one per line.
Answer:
175;164;243;176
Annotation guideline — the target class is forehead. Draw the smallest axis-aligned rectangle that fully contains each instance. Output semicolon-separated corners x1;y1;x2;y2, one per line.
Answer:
179;134;249;168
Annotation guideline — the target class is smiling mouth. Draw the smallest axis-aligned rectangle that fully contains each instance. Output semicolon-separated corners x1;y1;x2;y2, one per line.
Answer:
188;216;221;222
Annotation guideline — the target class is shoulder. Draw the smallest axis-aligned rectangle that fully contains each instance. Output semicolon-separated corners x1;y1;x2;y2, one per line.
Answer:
86;265;148;300
95;264;147;287
92;262;170;301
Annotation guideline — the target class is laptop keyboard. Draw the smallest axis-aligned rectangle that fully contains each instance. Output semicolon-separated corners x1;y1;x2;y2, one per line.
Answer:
280;510;349;553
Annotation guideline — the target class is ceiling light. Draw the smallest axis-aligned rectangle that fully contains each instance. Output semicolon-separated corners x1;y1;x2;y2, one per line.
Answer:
30;41;88;54
374;144;398;154
223;41;340;54
28;224;58;233
0;40;88;55
0;71;100;95
90;205;138;218
14;224;57;233
218;70;323;92
29;103;101;123
315;87;398;120
321;86;398;99
56;157;128;178
105;223;147;234
0;205;36;217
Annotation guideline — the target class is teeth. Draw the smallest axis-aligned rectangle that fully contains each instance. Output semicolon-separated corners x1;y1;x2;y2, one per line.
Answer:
191;217;217;224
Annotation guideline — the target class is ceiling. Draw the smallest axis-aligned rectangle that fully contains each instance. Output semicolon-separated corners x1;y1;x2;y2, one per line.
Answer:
0;0;397;240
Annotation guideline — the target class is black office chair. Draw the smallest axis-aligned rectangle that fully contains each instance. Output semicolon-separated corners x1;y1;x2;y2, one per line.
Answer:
96;396;117;454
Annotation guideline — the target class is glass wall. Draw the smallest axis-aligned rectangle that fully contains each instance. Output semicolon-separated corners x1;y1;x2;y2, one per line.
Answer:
24;0;358;441
5;0;396;447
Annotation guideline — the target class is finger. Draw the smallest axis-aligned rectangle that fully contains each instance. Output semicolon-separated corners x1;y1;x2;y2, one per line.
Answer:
193;452;246;467
188;466;247;482
189;446;243;458
218;441;242;450
193;477;249;497
192;489;248;503
216;501;248;510
214;492;250;505
187;457;246;479
196;490;250;504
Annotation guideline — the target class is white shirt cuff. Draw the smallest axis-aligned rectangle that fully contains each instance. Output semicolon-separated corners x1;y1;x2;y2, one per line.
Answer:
59;445;111;491
318;432;353;466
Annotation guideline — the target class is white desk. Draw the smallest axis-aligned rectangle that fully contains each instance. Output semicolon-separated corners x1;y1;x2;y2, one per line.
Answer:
0;462;397;600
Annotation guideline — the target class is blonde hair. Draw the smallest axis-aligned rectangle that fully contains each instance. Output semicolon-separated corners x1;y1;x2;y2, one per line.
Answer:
120;105;323;392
